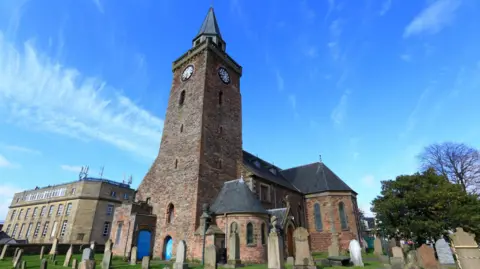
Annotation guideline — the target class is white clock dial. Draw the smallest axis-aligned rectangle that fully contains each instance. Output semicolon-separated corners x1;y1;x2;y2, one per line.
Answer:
181;65;194;81
218;67;231;84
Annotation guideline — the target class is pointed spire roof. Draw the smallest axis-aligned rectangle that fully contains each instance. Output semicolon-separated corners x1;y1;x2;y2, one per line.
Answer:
195;7;222;39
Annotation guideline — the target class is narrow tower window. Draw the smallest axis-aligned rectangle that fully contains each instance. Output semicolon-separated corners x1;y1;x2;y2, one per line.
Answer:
218;91;223;105
179;90;186;106
180;124;184;133
246;222;254;245
339;202;349;230
167;204;175;224
175;159;178;169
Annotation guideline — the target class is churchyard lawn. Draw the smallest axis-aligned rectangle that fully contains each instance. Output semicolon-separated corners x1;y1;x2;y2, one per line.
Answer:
0;254;384;269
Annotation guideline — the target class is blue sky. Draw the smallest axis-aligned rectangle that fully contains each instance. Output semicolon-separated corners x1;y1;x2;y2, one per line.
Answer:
0;0;479;220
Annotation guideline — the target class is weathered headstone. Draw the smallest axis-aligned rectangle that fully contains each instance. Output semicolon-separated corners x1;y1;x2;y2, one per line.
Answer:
14;247;20;258
267;216;284;269
49;238;59;255
41;259;48;269
81;248;94;261
449;227;480;269
105;239;113;252
78;260;96;269
101;249;112;269
130;246;138;265
404;250;421;269
21;260;26;269
50;253;57;261
348;239;364;267
40;246;45;259
72;259;78;269
227;223;241;266
142;256;150;269
388;238;397;257
64;244;73;266
293;227;314;269
374;237;383;255
328;233;340;257
174;240;188;269
0;244;8;260
416;244;439;269
435;238;455;265
53;260;58;265
13;249;23;268
392;246;404;261
205;244;217;269
286;257;294;265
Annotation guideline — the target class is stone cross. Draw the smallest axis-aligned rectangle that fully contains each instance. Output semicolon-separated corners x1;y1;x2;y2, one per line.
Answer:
435;238;455;265
416;244;439;269
0;244;8;260
40;258;48;269
293;227;315;269
174;240;188;269
142;256;151;269
39;246;45;260
49;238;59;255
130;246;138;265
373;237;383;255
13;249;23;268
449;227;480;269
227;225;241;266
205;244;217;269
101;249;113;269
267;225;284;269
72;258;78;269
63;245;73;267
348;239;364;267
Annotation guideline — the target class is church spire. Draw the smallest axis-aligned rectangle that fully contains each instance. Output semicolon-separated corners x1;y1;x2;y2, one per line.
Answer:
192;7;226;51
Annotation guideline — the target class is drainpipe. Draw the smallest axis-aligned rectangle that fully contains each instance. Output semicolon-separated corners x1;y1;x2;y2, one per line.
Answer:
224;213;227;248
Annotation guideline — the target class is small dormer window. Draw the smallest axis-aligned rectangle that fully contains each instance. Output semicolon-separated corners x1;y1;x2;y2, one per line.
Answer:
269;168;277;175
254;160;260;168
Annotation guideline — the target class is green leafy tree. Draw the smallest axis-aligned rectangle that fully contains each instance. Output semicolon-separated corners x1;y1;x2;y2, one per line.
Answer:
371;168;480;245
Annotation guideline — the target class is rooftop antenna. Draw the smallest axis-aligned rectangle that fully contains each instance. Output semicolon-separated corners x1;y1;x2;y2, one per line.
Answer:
99;166;104;179
319;154;323;163
79;165;89;180
122;173;126;184
128;175;133;185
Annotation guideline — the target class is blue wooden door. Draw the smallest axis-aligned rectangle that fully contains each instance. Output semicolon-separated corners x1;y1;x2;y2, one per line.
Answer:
164;237;173;260
137;230;151;260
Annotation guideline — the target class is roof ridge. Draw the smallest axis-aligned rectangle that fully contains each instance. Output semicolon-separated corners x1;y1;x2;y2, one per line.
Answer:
283;161;321;172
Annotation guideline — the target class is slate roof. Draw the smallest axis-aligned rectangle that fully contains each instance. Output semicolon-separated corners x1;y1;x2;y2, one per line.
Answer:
210;179;268;215
195;7;222;40
242;150;355;195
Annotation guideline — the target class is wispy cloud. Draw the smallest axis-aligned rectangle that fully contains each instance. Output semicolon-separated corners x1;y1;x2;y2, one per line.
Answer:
0;32;163;159
288;94;297;110
403;0;462;38
0;184;22;220
400;53;412;62
303;46;319;58
60;165;83;173
328;19;343;61
92;0;104;13
379;0;392;16
331;89;350;125
275;70;284;92
0;154;14;168
361;174;376;187
2;144;41;155
300;0;316;23
324;0;335;22
400;85;432;138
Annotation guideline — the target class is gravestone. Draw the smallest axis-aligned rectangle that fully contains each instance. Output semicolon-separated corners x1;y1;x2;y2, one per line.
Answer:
130;246;138;265
392;246;404;261
101;249;112;269
79;260;95;269
361;238;368;252
21;260;26;269
41;259;48;269
328;233;340;257
404;250;420;269
174;240;188;269
49;238;59;255
64;244;73;266
40;246;45;259
105;239;113;252
374;237;383;255
227;223;241;266
142;256;150;269
267;216;284;269
0;244;8;260
449;227;480;269
81;248;94;261
416;244;439;269
50;253;56;262
388;238;397;257
205;244;217;269
13;249;23;268
435;238;455;265
348;239;364;267
293;227;315;269
14;247;20;258
72;259;78;269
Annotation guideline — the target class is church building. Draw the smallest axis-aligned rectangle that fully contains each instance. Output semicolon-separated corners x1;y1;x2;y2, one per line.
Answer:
111;7;361;263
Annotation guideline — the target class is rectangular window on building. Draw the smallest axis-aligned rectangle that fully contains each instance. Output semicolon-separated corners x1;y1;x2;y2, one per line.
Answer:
51;221;58;238
260;184;270;202
18;223;25;238
123;193;129;200
115;222;123;245
25;223;33;238
12;224;18;238
33;207;38;217
41;222;50;237
110;191;116;198
25;208;30;219
106;205;114;216
5;224;11;235
33;222;41;237
65;203;72;216
41;206;46;216
57;204;64;216
71;188;76;195
77;233;85;240
48;205;54;217
103;222;111;237
18;209;23;220
60;220;68;237
10;210;16;221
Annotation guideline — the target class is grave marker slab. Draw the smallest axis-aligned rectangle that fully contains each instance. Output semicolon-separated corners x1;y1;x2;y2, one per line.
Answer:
435;238;455;265
293;227;315;269
348;239;364;267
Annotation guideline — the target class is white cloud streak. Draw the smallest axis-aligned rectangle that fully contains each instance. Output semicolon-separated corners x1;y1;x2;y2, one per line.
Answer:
3;145;41;155
0;184;22;220
0;32;163;159
403;0;462;38
331;89;350;125
379;0;392;16
0;154;13;168
275;70;284;92
60;165;83;173
92;0;104;13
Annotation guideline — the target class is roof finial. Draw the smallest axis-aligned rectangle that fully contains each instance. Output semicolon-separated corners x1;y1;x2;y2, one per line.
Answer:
319;154;323;163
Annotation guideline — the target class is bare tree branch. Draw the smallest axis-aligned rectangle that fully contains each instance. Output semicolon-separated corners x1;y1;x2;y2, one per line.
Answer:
418;142;480;194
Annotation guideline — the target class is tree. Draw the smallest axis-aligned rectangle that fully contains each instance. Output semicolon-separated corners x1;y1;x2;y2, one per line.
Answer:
371;169;480;246
418;142;480;193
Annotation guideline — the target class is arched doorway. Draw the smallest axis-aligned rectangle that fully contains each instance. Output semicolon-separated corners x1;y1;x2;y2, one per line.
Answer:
137;230;152;260
287;225;295;257
163;235;173;260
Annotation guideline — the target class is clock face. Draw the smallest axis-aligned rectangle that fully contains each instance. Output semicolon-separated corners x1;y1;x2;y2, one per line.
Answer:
218;67;231;84
181;65;194;81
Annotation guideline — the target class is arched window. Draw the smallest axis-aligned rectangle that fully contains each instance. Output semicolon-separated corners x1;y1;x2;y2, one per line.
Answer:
179;90;185;106
167;204;174;224
246;222;254;245
314;203;323;231
261;223;266;245
218;91;223;105
339;202;348;230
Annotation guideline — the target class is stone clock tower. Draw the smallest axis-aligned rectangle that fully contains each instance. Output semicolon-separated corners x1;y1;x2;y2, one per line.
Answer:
136;7;243;258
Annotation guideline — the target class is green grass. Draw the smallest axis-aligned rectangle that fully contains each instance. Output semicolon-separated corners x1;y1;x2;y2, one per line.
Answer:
0;254;386;269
